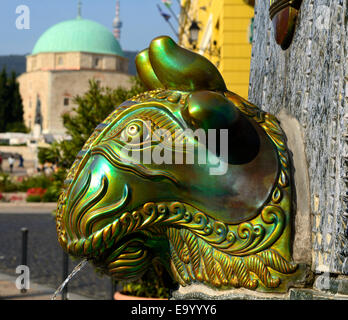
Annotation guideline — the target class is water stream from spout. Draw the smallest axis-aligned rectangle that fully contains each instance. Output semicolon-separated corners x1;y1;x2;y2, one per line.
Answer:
51;259;88;300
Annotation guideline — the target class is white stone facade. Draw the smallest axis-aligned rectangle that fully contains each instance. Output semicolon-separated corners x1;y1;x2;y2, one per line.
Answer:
18;51;131;136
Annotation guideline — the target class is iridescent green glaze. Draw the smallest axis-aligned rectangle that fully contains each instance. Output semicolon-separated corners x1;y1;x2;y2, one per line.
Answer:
148;36;226;92
56;36;300;292
135;49;163;90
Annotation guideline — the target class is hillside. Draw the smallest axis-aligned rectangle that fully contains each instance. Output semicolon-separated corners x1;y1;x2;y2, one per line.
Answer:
0;55;27;75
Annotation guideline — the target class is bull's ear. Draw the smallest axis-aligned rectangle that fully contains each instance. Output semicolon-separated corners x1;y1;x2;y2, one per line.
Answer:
182;91;260;164
148;36;227;92
135;49;164;90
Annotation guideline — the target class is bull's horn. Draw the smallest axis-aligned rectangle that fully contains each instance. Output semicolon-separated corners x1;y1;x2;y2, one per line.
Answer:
148;36;227;92
135;49;164;90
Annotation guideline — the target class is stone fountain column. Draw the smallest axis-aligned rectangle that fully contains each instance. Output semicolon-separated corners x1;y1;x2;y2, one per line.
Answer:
173;0;348;300
249;0;348;280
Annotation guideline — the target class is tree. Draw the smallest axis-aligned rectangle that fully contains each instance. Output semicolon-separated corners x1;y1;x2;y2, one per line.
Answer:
38;144;60;165
0;67;27;132
0;68;9;132
6;71;26;132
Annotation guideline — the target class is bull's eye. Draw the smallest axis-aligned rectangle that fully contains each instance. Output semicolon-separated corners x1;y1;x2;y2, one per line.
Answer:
120;120;150;145
127;124;139;136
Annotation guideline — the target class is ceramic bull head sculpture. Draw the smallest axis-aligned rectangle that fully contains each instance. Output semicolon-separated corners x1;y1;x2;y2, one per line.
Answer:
56;36;301;292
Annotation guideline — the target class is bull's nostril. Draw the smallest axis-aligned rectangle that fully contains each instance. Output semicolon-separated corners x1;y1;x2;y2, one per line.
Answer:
66;170;92;238
73;175;109;238
84;183;130;235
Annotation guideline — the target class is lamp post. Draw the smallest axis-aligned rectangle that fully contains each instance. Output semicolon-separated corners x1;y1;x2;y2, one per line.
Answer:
189;20;200;49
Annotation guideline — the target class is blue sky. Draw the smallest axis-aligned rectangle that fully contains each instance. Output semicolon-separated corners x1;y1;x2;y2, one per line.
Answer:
0;0;180;55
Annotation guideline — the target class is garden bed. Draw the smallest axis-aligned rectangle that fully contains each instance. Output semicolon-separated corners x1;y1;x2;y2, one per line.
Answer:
0;172;62;203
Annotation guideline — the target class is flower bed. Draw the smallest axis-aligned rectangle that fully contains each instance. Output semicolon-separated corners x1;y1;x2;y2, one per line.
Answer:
26;187;47;202
0;172;61;203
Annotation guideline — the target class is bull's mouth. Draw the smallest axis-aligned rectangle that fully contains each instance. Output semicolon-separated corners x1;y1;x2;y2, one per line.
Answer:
91;232;154;280
56;184;187;279
58;206;165;279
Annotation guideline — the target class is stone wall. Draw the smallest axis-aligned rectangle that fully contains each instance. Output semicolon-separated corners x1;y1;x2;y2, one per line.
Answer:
248;0;348;275
18;71;51;131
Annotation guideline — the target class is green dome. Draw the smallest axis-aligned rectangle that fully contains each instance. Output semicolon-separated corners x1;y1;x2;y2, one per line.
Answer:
32;18;124;56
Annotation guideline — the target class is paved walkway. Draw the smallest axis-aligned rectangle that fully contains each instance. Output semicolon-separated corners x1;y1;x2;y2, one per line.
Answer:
0;272;91;300
0;202;57;214
0;212;113;299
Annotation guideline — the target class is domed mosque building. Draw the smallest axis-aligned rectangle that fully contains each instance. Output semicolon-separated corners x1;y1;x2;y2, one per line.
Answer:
18;3;130;138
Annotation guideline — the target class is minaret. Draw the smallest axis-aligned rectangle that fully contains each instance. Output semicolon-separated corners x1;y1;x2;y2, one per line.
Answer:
113;0;122;40
77;0;82;18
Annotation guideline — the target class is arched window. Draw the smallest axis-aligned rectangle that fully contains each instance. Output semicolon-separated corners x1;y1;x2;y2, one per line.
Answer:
94;57;101;68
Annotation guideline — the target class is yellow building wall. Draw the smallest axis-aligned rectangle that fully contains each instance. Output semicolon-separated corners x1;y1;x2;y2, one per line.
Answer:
179;0;254;99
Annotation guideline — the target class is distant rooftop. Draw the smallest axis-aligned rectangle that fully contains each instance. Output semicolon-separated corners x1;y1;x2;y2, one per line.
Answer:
32;18;124;57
